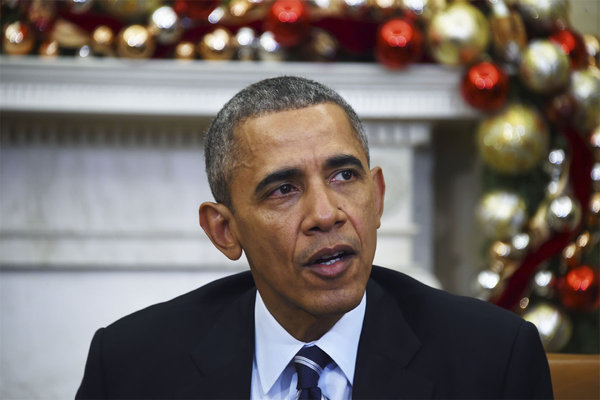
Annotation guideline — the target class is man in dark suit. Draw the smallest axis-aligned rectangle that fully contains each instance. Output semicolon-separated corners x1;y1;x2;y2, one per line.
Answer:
77;76;553;399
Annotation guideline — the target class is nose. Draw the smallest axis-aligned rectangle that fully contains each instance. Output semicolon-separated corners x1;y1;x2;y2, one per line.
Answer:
301;181;346;234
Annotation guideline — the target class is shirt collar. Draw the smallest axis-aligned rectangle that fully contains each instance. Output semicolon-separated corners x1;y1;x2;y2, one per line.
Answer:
254;290;366;395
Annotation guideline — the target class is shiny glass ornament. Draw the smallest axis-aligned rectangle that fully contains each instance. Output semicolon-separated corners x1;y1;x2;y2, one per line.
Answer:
2;21;35;55
39;39;59;57
558;265;600;312
533;269;555;298
519;40;570;94
461;61;509;112
117;25;156;58
546;195;582;232
569;67;600;134
588;192;600;226
523;303;572;351
591;125;600;160
51;19;90;49
304;28;338;62
400;0;445;24
517;0;569;34
148;6;182;45
375;18;423;69
258;31;286;61
265;0;310;47
175;41;195;60
66;0;95;14
550;27;588;70
476;191;528;240
427;2;490;65
235;27;257;61
471;269;501;300
583;34;599;67
477;104;549;174
488;0;527;64
91;25;115;57
198;27;234;60
174;0;220;20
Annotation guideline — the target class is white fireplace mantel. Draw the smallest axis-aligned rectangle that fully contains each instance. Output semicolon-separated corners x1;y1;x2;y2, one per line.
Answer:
1;57;477;281
0;56;475;119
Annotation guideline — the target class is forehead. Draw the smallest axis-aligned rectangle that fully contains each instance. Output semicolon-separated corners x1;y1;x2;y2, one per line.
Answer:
233;103;365;167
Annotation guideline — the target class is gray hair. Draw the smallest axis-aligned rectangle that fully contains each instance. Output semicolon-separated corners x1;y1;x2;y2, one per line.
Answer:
204;76;369;209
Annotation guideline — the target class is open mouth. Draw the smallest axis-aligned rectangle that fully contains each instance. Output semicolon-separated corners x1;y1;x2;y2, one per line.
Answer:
305;245;356;267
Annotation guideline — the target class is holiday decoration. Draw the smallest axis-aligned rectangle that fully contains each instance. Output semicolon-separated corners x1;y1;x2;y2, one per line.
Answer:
517;0;569;35
477;104;549;174
519;40;570;94
550;27;588;70
265;0;309;47
583;34;600;67
303;28;338;62
117;24;155;58
460;61;509;112
523;303;572;352
427;2;490;65
569;67;600;134
197;27;234;60
91;26;115;57
258;31;286;61
174;40;195;60
234;27;258;61
148;6;182;45
557;265;600;312
488;0;527;64
2;21;35;55
375;17;423;69
545;195;582;233
476;190;528;240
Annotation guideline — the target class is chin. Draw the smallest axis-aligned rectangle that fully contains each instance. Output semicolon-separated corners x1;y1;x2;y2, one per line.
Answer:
308;287;364;317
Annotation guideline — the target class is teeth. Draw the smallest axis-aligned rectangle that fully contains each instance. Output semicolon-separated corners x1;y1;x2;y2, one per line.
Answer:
317;251;344;265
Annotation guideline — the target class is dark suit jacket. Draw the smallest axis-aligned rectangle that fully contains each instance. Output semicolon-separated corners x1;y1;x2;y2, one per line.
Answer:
76;266;553;399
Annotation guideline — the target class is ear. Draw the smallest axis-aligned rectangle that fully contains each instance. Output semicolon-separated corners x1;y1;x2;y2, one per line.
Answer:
199;202;242;260
370;166;386;228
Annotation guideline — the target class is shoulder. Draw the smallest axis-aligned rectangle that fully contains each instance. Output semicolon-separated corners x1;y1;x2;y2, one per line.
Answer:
369;265;533;356
99;270;255;350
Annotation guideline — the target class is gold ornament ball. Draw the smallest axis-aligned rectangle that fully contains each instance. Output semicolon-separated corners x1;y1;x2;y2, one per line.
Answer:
175;41;195;60
198;28;234;61
569;67;600;134
38;39;59;57
477;104;549;174
517;0;569;34
546;195;582;233
3;21;35;55
471;269;501;300
148;6;182;45
523;303;571;352
591;125;600;160
583;34;599;67
490;233;531;263
235;27;257;61
519;39;570;93
476;191;528;240
117;25;155;58
589;192;600;226
92;25;115;56
427;2;490;65
399;0;445;24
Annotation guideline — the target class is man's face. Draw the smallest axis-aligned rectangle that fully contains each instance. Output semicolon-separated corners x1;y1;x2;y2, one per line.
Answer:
228;103;384;328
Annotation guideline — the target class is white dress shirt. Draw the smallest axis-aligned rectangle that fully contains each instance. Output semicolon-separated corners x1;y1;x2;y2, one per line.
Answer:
251;291;366;400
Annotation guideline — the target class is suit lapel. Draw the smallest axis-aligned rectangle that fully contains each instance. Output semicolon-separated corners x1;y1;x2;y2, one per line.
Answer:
353;279;434;399
186;287;256;399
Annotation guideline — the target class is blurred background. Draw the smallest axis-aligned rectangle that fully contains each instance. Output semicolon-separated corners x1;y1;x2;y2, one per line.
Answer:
1;0;599;398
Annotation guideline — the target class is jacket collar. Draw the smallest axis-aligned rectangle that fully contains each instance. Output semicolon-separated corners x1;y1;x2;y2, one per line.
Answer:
353;278;434;399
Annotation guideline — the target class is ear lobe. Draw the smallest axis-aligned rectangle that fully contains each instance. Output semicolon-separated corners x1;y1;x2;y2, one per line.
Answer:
199;202;242;260
371;167;386;228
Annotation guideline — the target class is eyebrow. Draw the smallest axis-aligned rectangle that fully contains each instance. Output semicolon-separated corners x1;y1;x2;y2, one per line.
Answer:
253;154;366;197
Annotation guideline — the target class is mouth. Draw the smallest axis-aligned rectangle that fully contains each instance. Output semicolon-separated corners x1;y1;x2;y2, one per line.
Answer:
304;245;357;278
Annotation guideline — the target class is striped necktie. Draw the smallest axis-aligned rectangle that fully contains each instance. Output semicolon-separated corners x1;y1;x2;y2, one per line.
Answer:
293;344;332;400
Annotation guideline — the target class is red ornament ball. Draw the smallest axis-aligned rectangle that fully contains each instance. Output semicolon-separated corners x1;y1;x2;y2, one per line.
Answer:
375;18;423;69
461;62;510;112
550;28;588;69
558;265;600;312
265;0;309;47
174;0;220;21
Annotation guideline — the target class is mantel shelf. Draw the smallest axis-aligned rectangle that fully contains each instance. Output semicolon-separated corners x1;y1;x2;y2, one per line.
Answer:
0;56;477;120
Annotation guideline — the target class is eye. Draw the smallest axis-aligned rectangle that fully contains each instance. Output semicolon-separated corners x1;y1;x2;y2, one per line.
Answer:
332;169;355;182
269;183;297;197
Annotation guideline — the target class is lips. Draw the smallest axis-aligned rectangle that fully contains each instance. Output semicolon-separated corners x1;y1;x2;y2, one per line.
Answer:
303;244;356;278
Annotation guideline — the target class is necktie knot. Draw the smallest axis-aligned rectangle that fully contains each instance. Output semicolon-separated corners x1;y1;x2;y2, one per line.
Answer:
294;345;331;400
